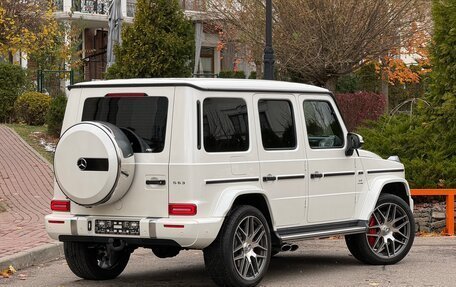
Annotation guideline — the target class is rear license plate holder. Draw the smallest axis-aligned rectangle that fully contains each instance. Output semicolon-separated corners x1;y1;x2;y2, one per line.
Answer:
94;220;140;236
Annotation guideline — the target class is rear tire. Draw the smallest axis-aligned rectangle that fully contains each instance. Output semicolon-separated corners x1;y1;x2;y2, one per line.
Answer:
64;242;130;280
345;193;415;265
204;205;271;287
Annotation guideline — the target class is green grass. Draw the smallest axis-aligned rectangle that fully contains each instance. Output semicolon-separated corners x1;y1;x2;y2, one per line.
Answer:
5;123;55;164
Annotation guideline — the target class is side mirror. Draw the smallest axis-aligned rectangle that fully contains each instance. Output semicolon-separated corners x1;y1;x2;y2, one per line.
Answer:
345;133;364;156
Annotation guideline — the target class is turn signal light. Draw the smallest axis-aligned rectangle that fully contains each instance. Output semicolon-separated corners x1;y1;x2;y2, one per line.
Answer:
51;200;70;212
168;204;197;216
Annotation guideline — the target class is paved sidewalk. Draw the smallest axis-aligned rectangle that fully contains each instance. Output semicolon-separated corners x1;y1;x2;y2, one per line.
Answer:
0;125;54;258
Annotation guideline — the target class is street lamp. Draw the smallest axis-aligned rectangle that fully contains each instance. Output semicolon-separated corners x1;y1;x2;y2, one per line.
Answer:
263;0;274;80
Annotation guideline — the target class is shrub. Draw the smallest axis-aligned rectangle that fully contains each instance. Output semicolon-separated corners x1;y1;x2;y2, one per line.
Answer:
358;114;456;188
248;71;257;79
14;92;52;125
335;92;386;131
0;63;27;122
218;70;246;79
46;94;67;136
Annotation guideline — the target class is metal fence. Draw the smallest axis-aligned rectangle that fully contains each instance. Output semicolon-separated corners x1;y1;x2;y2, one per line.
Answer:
37;70;76;95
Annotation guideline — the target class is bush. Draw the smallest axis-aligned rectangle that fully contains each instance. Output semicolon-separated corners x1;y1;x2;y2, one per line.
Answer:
335;92;386;131
0;63;27;122
14;92;52;125
248;71;257;79
46;94;67;136
218;70;246;79
357;114;456;188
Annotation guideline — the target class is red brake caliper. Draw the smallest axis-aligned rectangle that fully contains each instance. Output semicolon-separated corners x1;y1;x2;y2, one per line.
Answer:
368;215;377;246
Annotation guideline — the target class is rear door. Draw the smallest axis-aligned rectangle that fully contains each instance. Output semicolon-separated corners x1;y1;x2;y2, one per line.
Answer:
73;87;174;217
253;94;307;227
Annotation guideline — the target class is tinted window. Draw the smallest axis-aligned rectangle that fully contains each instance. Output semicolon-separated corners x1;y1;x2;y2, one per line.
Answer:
258;100;296;149
203;98;249;152
82;96;168;153
303;101;344;149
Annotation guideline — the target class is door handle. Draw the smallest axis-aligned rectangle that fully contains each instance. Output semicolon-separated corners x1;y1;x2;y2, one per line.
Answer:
263;175;277;182
310;172;323;179
146;179;166;185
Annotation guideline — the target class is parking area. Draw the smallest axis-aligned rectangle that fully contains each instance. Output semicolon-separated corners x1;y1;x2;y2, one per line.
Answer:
1;236;454;287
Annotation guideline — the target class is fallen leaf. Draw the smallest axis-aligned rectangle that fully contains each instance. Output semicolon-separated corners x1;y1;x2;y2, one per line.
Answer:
0;265;16;278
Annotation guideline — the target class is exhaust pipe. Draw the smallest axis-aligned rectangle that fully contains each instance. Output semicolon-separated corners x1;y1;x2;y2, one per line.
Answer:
280;242;299;252
281;243;291;252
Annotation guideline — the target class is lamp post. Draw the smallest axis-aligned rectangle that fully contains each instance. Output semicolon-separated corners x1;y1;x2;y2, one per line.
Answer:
263;0;274;80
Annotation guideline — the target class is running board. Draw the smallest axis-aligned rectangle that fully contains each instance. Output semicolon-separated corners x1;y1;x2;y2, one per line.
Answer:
277;220;368;241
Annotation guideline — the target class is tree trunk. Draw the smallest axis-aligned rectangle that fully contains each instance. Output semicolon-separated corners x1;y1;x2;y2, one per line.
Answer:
8;51;14;64
325;76;338;93
380;58;389;113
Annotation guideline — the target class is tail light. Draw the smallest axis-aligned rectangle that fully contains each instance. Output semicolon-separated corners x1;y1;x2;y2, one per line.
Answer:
168;204;197;216
51;200;70;212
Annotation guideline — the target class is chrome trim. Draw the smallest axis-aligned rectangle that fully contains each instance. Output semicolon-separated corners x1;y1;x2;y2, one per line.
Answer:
280;226;367;241
148;219;157;238
70;218;78;235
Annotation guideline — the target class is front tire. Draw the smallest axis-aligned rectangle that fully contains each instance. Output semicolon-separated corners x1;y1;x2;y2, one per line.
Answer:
204;205;272;287
345;193;415;265
64;242;131;280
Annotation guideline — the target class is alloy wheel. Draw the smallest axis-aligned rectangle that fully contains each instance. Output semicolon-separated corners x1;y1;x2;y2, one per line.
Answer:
366;202;411;259
232;216;269;280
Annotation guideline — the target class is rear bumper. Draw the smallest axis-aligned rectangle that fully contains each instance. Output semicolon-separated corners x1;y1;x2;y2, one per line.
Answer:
45;214;224;249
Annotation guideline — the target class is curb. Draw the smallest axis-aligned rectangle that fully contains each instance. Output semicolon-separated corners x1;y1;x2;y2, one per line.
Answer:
4;125;54;170
0;242;64;271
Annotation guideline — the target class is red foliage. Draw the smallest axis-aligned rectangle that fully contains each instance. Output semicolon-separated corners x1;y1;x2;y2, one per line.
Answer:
335;92;387;131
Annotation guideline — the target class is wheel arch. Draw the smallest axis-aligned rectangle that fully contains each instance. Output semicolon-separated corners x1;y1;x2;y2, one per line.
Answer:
359;178;412;220
213;189;280;247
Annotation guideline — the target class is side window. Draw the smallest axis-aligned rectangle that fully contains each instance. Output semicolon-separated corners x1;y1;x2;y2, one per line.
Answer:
203;98;249;152
303;101;344;149
258;99;296;150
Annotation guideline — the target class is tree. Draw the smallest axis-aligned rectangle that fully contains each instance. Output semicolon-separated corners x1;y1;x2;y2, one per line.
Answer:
106;0;195;78
0;0;59;63
354;0;456;188
426;0;456;157
208;0;427;91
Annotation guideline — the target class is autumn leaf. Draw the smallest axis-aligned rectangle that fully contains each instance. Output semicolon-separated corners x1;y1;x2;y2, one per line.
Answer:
0;265;17;278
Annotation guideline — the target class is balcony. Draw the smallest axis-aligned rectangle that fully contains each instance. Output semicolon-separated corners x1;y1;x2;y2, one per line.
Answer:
72;0;110;15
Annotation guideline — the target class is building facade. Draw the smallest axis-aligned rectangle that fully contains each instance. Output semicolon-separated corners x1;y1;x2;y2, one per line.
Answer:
53;0;250;81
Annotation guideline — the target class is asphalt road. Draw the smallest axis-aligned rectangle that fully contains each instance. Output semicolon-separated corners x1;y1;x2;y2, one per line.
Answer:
1;237;455;287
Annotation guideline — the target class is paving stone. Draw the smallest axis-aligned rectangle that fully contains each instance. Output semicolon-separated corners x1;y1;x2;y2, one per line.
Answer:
0;125;54;258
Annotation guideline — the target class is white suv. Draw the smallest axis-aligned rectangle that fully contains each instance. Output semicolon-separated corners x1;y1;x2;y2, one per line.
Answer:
46;79;415;287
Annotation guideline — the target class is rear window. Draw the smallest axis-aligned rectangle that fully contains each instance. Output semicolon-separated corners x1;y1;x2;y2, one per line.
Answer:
203;98;249;152
82;96;168;153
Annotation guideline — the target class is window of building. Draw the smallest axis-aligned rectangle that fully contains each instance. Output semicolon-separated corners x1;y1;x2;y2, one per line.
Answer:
203;98;249;152
303;101;344;149
200;47;214;75
82;96;169;153
258;100;296;150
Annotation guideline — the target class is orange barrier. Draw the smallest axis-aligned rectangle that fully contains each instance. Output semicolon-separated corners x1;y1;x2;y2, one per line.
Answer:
410;189;455;236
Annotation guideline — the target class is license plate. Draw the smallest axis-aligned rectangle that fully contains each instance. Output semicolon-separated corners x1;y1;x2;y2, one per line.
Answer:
94;220;140;236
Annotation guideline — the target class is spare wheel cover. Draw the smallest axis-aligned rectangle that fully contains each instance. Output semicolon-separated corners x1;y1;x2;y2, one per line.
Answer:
54;121;135;206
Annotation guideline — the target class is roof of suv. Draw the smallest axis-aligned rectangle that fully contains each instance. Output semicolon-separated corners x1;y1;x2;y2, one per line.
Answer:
69;78;330;94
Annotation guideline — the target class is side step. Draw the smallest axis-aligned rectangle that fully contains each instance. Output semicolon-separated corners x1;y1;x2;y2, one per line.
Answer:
277;220;368;241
